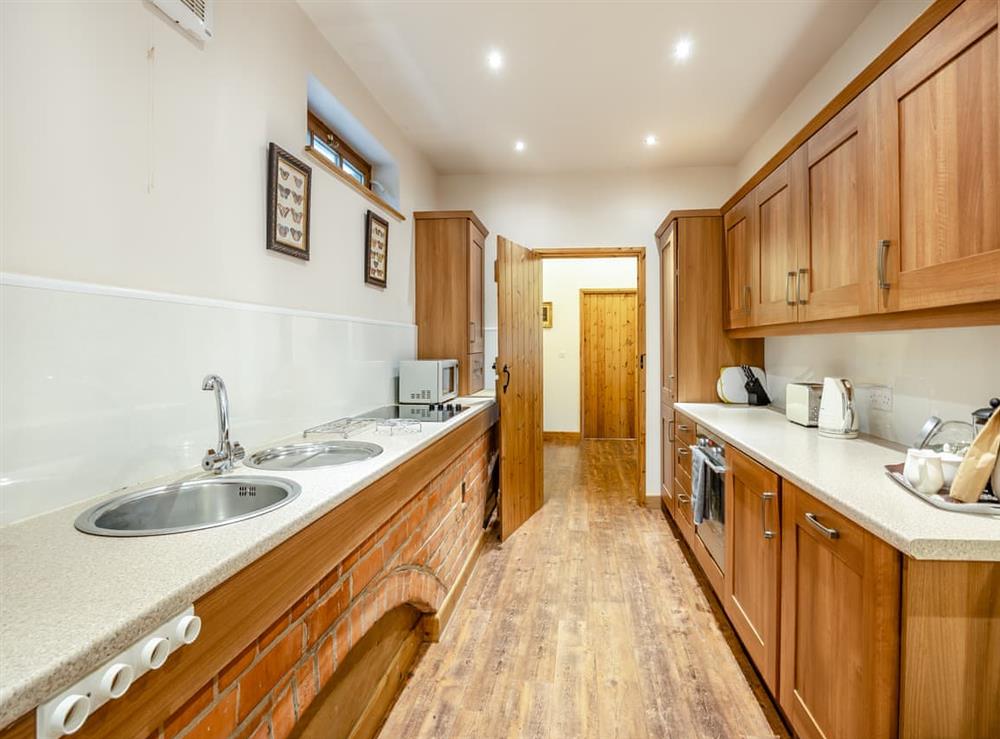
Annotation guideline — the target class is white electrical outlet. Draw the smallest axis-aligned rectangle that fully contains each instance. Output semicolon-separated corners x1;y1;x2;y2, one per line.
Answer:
869;385;893;412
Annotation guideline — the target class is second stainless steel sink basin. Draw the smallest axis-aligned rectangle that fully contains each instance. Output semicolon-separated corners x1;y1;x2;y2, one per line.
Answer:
75;476;301;537
245;441;383;471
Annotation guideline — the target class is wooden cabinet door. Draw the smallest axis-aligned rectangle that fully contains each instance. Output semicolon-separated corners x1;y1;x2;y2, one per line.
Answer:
660;405;675;516
724;447;781;693
780;481;901;739
795;88;878;321
723;194;756;329
468;223;485;354
659;222;677;405
752;157;801;326
875;0;1000;312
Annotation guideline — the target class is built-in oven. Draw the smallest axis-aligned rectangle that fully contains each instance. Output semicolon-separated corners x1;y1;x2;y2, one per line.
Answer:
692;425;726;572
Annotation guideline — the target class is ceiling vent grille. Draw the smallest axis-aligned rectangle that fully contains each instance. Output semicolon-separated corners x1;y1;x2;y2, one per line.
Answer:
148;0;214;41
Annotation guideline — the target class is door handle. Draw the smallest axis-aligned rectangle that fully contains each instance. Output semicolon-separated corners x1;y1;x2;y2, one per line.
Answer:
640;354;646;370
785;272;796;306
805;512;839;539
761;492;776;539
501;364;511;393
797;268;808;305
877;239;891;290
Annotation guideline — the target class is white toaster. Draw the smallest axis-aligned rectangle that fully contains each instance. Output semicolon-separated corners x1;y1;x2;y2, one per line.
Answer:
785;383;824;427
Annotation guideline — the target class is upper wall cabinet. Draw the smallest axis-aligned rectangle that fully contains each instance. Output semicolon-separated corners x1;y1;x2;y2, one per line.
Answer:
721;0;1000;335
795;89;878;321
723;195;755;330
875;0;1000;312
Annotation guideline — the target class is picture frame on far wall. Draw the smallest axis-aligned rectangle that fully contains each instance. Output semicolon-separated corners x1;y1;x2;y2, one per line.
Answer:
364;210;389;287
266;143;311;261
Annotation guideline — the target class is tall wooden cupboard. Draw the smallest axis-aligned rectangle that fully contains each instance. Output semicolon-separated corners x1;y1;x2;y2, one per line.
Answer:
414;211;488;395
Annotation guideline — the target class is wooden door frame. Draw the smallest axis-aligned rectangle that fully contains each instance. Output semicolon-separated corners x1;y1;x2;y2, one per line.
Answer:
579;288;638;440
535;247;647;504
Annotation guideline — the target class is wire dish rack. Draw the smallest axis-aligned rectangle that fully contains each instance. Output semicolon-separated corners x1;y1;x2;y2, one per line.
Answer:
302;418;375;439
303;417;424;438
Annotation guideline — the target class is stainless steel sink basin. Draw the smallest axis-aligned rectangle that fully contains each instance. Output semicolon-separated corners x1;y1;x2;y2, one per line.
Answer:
245;441;383;471
75;476;301;537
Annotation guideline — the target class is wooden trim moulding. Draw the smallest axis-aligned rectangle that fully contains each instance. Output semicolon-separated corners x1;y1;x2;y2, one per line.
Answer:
304;146;406;221
47;407;499;739
654;209;722;240
542;431;583;443
725;300;1000;339
533;246;645;259
720;0;964;214
413;210;489;237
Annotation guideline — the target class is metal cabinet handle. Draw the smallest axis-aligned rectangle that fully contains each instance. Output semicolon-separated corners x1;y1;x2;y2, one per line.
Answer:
667;419;675;443
761;492;776;539
785;272;796;306
797;268;808;305
877;240;891;290
677;493;690;503
677;447;690;456
469;321;476;343
805;512;840;539
677;424;690;432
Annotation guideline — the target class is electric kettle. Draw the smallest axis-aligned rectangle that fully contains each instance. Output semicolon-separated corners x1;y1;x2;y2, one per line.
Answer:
818;377;859;439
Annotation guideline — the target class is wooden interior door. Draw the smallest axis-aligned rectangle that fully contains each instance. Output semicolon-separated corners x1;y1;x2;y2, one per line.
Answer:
780;481;900;739
752;157;801;326
496;236;543;540
723;194;756;329
724;447;781;694
876;0;1000;312
795;89;878;321
580;289;638;439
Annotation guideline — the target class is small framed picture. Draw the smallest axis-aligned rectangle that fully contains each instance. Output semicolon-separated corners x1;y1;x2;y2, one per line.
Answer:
267;143;311;261
365;210;389;287
542;301;553;328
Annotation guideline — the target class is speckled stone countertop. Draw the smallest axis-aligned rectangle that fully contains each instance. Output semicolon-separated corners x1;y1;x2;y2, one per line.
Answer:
0;398;497;729
674;403;1000;562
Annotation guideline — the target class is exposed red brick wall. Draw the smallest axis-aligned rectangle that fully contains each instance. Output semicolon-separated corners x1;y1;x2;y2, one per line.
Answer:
144;428;495;739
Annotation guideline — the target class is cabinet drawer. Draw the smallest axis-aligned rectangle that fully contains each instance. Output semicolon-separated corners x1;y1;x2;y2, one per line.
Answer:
790;486;865;570
676;443;692;477
674;412;696;446
467;353;484;394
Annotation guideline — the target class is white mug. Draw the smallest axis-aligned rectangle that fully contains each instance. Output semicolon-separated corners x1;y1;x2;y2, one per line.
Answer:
939;453;963;488
904;449;944;495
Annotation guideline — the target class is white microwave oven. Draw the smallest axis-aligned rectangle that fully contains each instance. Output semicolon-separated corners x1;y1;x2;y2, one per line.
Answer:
398;359;459;404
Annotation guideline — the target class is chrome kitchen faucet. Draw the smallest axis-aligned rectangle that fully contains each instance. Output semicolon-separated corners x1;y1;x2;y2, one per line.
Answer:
201;374;245;473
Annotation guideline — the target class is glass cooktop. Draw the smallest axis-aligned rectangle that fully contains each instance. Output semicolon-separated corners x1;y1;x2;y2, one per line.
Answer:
355;403;468;423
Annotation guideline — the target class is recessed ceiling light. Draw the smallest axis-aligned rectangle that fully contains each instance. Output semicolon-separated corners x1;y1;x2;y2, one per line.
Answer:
673;37;693;61
514;140;525;152
487;49;504;71
644;134;658;146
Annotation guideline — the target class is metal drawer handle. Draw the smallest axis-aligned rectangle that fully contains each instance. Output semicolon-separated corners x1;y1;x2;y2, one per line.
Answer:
677;447;689;456
677;493;690;503
877;240;890;290
677;424;690;432
805;512;840;539
797;268;808;305
785;272;796;306
762;492;776;539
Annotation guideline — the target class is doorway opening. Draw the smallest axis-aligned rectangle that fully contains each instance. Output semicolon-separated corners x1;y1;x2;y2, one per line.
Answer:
536;248;646;504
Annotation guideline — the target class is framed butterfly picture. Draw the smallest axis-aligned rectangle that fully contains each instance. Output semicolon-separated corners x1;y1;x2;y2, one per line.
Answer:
266;143;311;260
364;210;389;288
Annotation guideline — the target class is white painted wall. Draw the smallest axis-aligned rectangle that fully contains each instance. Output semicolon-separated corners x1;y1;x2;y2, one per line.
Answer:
736;0;932;184
542;259;637;433
0;1;437;523
766;327;1000;446
438;167;738;498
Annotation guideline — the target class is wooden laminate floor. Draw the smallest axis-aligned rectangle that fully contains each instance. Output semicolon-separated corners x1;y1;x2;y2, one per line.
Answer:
380;439;786;739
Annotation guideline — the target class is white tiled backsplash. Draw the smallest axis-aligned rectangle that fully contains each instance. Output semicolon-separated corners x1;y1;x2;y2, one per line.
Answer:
0;275;416;525
765;326;1000;446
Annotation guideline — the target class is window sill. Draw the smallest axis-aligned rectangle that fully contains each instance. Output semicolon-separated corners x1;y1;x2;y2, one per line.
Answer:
303;146;405;221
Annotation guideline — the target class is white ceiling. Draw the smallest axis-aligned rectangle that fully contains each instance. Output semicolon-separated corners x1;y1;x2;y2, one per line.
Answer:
299;1;877;175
